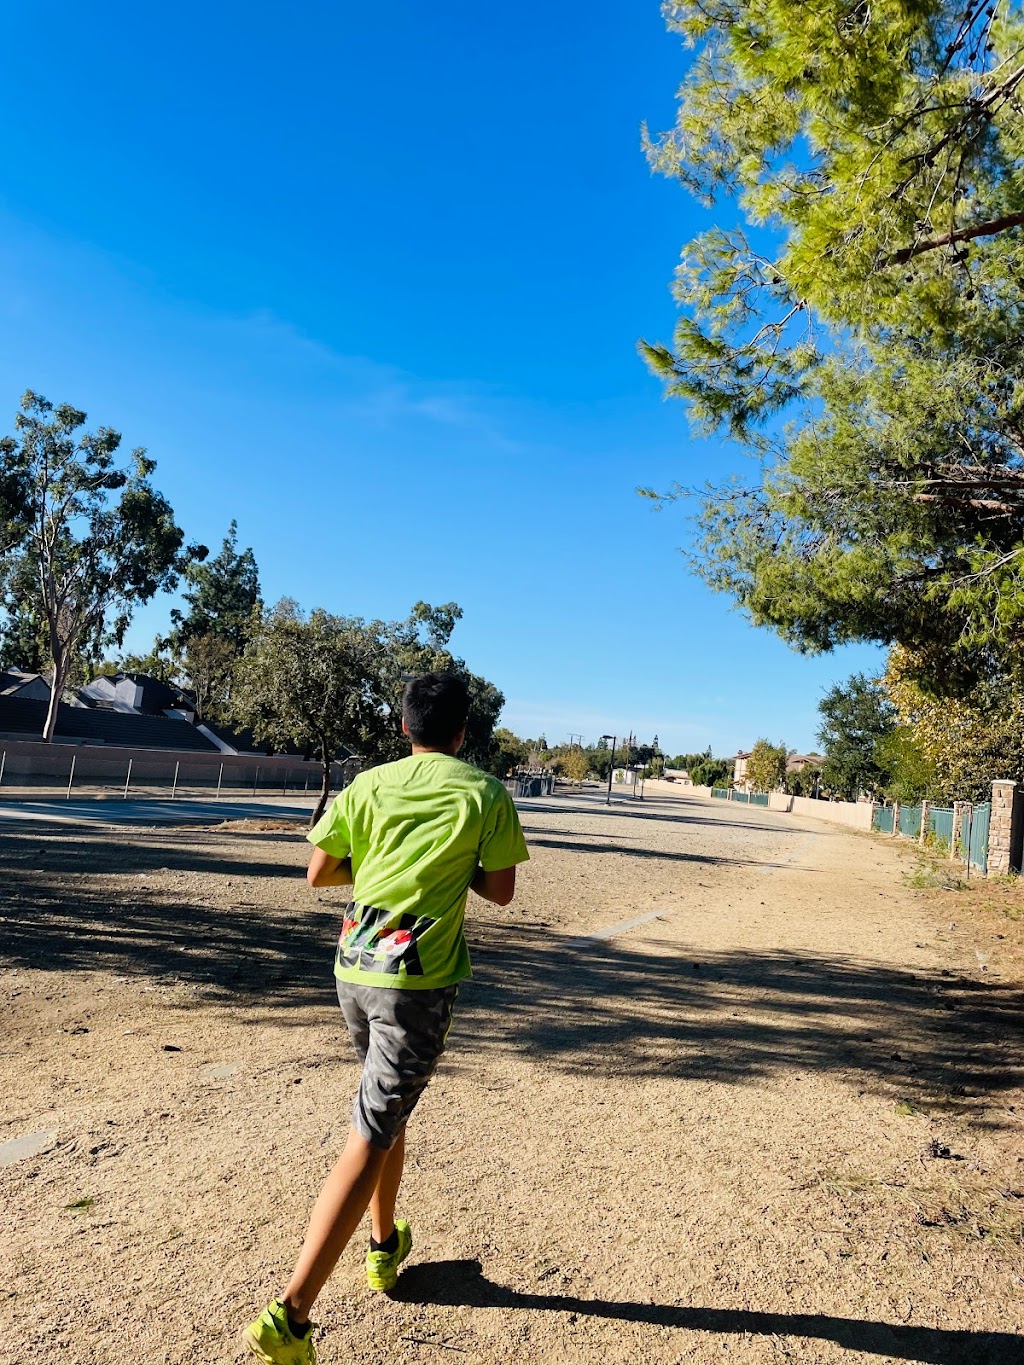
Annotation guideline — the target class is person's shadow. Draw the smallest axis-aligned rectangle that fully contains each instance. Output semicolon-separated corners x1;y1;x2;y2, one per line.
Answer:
392;1259;1021;1364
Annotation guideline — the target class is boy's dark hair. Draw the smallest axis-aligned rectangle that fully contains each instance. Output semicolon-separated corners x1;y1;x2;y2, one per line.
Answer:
402;672;471;748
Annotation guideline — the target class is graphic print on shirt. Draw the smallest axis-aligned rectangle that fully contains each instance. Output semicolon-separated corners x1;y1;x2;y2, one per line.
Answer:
337;903;427;976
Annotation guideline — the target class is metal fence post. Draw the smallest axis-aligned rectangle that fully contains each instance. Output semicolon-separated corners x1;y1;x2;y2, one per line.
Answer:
217;763;223;799
0;751;5;788
253;765;260;796
66;753;76;800
124;758;132;799
283;768;289;796
172;761;179;800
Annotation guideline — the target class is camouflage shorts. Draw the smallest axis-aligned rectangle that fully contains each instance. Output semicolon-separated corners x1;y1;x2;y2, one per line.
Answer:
336;979;459;1150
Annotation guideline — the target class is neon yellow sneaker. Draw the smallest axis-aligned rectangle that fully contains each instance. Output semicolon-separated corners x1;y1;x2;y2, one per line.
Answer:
365;1218;413;1291
242;1300;317;1365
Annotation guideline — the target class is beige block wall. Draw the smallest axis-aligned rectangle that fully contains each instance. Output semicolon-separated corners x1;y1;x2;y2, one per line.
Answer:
641;779;711;799
637;779;873;830
789;794;875;830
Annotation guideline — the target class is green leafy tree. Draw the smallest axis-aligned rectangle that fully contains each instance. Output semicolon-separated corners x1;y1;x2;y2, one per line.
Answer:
177;632;237;721
526;735;550;769
0;551;48;672
884;645;1024;800
169;519;261;653
381;601;505;772
642;2;1024;688
492;727;528;777
587;744;614;782
689;757;732;788
745;738;787;793
817;674;896;801
562;748;589;785
232;599;508;819
874;728;936;804
231;601;393;824
0;391;203;740
643;0;1024;434
784;763;823;799
117;640;177;685
670;749;712;772
683;345;1024;688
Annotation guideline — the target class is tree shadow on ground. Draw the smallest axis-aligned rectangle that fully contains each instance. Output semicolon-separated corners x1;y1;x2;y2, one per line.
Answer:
452;914;1023;1123
392;1259;1022;1365
518;831;797;865
521;796;805;834
0;822;331;998
2;823;1021;1119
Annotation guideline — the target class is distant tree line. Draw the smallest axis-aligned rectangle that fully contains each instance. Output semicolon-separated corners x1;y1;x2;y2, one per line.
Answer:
488;735;746;789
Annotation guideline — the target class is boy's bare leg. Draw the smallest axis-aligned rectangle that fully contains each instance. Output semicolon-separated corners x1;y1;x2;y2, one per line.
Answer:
282;1127;389;1321
370;1126;406;1242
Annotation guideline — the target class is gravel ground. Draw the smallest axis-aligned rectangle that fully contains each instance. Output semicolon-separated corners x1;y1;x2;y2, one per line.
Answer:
1;788;1022;1364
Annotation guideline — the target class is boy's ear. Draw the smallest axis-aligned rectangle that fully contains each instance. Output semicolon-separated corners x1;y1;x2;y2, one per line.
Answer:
401;717;409;737
454;726;467;754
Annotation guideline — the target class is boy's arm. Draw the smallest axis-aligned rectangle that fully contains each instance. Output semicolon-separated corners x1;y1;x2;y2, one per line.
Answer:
470;864;517;907
307;846;354;889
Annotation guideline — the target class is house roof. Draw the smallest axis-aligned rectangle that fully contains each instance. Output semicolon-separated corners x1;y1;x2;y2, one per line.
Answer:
199;718;353;759
0;695;219;751
77;672;194;715
0;669;44;696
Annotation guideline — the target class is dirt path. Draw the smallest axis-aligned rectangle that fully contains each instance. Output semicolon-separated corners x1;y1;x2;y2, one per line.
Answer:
1;791;1021;1364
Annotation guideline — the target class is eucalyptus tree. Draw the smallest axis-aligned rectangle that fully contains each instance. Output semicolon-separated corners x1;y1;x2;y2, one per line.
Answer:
0;391;203;740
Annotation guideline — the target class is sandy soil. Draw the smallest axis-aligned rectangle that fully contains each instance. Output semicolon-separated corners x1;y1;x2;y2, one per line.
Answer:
1;789;1022;1365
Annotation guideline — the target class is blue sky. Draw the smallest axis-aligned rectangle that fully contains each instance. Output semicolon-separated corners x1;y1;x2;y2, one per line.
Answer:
0;1;881;756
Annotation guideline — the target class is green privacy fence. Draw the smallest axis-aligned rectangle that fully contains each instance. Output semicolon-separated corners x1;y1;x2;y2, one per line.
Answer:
966;801;990;874
928;805;954;851
898;804;923;839
872;806;895;834
710;788;769;805
875;797;993;873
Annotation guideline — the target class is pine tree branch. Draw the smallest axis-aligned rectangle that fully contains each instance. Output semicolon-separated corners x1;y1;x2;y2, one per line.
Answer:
883;210;1024;266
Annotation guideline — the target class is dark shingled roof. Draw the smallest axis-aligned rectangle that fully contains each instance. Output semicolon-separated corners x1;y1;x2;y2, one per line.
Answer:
197;719;352;760
75;672;194;715
0;670;44;695
0;695;219;752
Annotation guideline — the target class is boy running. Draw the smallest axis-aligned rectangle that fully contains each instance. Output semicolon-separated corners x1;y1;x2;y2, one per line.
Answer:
243;672;529;1364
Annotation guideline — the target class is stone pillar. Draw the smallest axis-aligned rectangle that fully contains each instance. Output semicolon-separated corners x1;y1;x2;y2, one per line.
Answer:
919;799;930;844
951;801;972;862
988;780;1023;876
891;801;900;836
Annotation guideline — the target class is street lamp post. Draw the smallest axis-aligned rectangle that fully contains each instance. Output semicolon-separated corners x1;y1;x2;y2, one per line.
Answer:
600;734;617;806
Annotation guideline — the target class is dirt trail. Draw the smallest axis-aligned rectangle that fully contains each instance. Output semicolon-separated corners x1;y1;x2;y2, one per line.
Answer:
1;790;1021;1364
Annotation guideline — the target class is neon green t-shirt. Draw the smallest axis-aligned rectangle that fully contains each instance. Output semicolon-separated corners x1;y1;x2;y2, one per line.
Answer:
307;751;530;990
